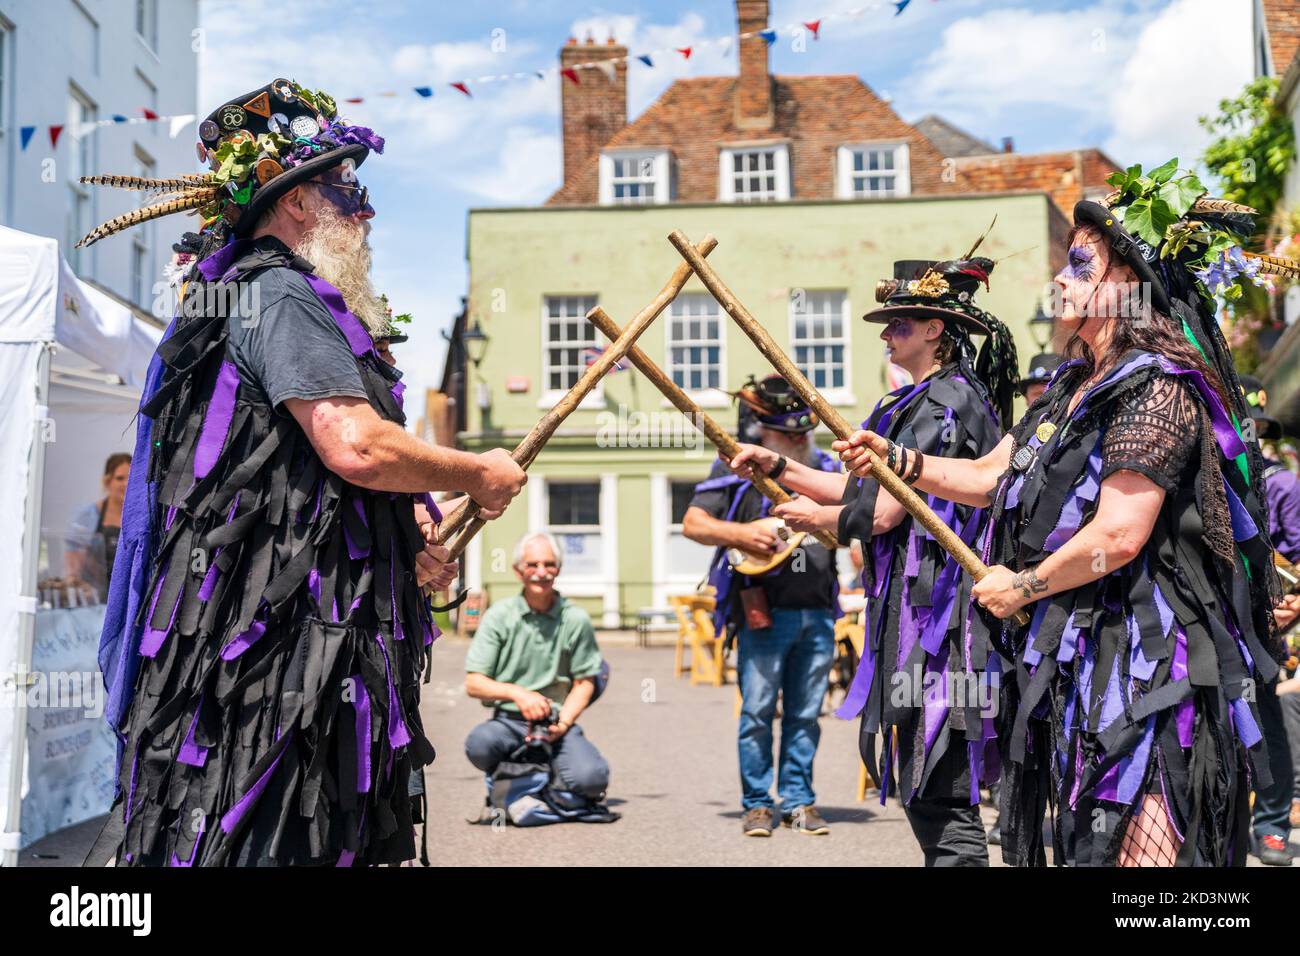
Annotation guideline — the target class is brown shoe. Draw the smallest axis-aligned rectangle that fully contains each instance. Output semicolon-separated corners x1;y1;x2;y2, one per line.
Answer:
742;806;775;837
1291;799;1300;830
782;805;830;835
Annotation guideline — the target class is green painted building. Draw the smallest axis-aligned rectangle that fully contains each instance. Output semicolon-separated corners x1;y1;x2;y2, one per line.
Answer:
442;5;1118;624
456;194;1066;625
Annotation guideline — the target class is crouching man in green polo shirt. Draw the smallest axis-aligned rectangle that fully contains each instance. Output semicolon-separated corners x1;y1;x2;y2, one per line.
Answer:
464;531;611;803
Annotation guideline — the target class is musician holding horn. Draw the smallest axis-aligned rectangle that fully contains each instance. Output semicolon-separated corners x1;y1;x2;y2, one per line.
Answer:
682;375;842;838
837;162;1288;868
728;254;1018;866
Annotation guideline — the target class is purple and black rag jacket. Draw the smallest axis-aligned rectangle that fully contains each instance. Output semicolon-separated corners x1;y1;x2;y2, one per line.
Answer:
981;349;1282;867
835;360;1005;808
89;237;439;866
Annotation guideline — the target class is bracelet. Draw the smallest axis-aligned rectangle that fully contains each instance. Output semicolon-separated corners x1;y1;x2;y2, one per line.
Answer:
767;456;788;480
904;449;925;485
886;441;898;473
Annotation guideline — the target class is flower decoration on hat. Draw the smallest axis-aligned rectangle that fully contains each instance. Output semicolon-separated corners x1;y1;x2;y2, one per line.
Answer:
74;78;383;248
1094;158;1296;302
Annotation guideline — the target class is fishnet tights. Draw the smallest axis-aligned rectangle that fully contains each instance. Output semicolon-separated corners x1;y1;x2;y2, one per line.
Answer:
1117;794;1181;867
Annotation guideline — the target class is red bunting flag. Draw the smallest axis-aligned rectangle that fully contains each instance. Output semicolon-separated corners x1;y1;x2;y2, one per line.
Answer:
49;125;64;148
450;81;471;97
561;67;580;85
345;97;364;104
804;19;822;38
141;107;160;120
676;46;692;59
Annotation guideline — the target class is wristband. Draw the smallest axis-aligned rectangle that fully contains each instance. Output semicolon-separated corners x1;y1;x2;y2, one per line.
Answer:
767;456;788;480
904;448;925;485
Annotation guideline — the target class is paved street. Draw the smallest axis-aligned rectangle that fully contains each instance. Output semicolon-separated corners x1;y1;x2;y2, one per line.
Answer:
24;632;1294;868
418;632;988;867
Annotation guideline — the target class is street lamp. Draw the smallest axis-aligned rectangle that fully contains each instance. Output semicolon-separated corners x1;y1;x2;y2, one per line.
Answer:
463;319;489;368
1028;304;1054;352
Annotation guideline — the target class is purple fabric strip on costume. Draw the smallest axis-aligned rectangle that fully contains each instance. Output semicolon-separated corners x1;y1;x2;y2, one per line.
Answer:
307;567;321;603
219;619;267;661
1098;645;1125;734
1127;612;1158;683
353;676;372;794
336;849;356;867
140;575;181;658
421;493;443;524
1230;697;1263;748
1022;601;1050;668
196;236;240;281
344;498;369;561
177;694;209;768
194;360;240;479
835;573;880;720
374;632;411;749
391;380;406;409
1058;611;1081;663
1222;479;1259;542
1171;627;1194;748
920;646;951;772
301;273;376;358
874;380;931;435
169;815;204;867
219;733;293;834
1155;357;1247;460
1097;715;1154;804
197;546;224;601
1043;445;1103;552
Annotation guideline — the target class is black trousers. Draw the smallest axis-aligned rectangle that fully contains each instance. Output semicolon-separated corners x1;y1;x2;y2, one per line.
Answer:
903;796;990;866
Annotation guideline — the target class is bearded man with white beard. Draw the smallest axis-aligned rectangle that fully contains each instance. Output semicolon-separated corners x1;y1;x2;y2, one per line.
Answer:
78;80;525;866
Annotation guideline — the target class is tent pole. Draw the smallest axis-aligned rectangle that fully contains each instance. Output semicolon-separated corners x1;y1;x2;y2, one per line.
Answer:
4;342;52;868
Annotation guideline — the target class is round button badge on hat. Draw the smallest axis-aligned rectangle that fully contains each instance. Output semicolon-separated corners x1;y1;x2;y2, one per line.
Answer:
290;115;320;138
218;105;246;130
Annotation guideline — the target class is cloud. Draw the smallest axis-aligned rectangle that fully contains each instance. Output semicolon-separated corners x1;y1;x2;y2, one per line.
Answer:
1102;0;1253;168
895;0;1253;167
452;126;562;203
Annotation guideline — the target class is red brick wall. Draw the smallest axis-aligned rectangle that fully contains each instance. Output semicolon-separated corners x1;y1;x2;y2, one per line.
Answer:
735;0;774;129
560;38;628;186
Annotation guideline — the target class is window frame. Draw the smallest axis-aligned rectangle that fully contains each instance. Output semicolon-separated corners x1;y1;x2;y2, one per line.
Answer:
135;0;159;54
598;148;670;206
718;144;790;203
540;294;605;409
835;143;911;199
66;86;97;274
664;291;726;405
788;288;854;406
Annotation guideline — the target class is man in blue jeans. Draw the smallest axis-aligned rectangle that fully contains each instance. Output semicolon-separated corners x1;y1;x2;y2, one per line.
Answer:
683;374;840;837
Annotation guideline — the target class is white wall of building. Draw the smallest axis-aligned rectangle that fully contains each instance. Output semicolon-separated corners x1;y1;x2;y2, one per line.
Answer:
0;0;199;312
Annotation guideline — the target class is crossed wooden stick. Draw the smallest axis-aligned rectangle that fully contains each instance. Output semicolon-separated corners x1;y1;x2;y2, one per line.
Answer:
430;229;1024;628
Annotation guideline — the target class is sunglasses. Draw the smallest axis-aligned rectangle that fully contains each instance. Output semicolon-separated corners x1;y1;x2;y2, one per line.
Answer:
310;178;371;216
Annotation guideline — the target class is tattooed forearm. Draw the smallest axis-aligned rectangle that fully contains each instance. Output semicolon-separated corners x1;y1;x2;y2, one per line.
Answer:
1012;566;1049;600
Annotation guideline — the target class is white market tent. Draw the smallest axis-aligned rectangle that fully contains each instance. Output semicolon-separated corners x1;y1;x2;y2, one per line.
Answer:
0;225;162;866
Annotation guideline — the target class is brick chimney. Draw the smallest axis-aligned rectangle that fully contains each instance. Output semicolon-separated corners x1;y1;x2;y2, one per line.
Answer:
735;0;774;130
560;35;628;185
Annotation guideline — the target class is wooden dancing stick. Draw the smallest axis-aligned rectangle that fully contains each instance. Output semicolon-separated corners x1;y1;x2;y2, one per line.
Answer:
667;229;1029;626
433;236;720;564
587;306;837;550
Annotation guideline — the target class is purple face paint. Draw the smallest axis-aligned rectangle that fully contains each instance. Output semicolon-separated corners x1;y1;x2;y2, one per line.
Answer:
884;317;914;340
1065;244;1096;281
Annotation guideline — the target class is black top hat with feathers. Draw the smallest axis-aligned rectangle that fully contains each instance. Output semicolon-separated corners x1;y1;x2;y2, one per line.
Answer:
75;78;383;248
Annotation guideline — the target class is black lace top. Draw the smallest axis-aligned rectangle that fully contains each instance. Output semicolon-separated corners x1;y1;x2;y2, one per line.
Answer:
1099;374;1200;492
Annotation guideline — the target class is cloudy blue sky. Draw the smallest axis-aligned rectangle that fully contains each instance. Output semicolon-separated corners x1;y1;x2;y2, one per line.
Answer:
198;0;1255;404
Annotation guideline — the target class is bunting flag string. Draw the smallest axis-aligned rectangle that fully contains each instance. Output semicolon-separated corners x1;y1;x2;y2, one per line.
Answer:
12;0;928;137
16;110;197;151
